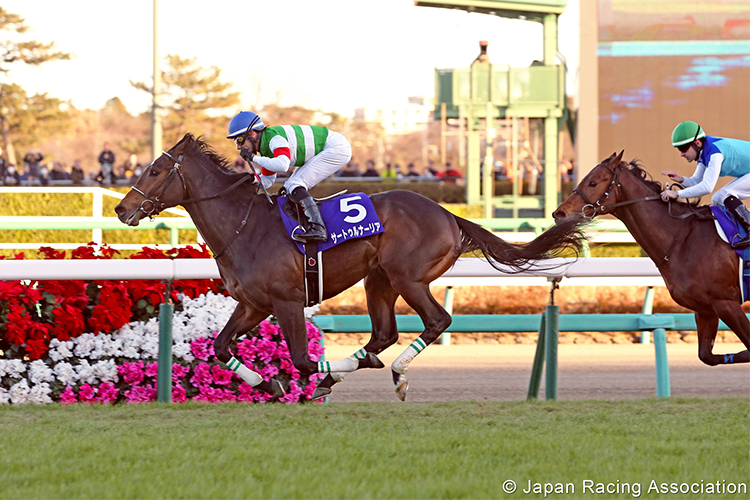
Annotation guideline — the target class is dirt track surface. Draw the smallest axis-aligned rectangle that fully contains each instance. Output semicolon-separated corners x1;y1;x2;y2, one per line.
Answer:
322;343;750;403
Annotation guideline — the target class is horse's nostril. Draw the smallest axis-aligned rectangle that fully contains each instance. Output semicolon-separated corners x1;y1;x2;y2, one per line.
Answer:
552;210;566;219
114;204;126;215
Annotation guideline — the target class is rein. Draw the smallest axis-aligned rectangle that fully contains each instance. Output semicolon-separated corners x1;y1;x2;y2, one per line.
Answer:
127;150;258;260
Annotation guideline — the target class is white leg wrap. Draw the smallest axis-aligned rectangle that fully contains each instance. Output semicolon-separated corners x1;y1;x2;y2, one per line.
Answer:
227;357;262;386
328;348;368;382
391;337;428;374
317;357;359;373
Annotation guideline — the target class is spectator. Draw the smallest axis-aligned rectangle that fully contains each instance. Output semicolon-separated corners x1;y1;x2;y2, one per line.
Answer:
381;163;400;182
493;160;508;180
2;164;20;186
70;159;85;185
405;163;421;177
38;163;50;186
49;162;70;181
361;160;380;178
95;163;117;185
436;162;463;183
338;162;361;177
423;159;439;177
0;146;6;174
98;142;116;172
131;163;143;183
23;150;44;178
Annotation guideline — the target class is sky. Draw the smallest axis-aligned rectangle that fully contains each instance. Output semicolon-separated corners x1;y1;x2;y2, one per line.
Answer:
3;0;579;118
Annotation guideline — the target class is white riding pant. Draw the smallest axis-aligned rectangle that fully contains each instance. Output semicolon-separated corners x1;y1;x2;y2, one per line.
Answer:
284;131;352;193
712;173;750;206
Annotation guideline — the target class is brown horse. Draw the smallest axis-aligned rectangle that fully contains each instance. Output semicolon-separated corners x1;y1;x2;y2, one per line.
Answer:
553;151;749;366
115;133;586;400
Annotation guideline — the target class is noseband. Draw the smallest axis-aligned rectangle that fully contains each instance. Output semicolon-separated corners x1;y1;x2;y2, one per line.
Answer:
130;151;187;219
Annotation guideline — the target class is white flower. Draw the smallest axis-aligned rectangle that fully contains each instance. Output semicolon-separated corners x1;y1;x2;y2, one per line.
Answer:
172;342;193;362
48;339;74;362
304;304;320;320
5;360;26;378
28;383;52;404
74;333;96;358
92;360;118;384
28;360;54;384
9;379;30;404
53;362;78;386
0;388;9;404
75;360;96;385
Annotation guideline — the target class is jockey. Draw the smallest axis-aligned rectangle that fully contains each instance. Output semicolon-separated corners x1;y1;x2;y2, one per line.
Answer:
227;111;352;243
661;121;750;248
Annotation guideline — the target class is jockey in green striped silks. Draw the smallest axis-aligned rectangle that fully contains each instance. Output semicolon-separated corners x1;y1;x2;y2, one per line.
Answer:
227;111;352;243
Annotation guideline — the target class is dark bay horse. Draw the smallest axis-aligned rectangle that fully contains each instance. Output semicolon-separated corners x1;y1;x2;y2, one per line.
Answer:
553;151;749;366
116;133;586;400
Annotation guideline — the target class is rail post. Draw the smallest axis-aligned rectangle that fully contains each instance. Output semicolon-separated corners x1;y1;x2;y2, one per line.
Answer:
157;280;174;403
439;286;454;345
527;310;546;400
544;278;561;400
640;286;654;344
652;328;671;398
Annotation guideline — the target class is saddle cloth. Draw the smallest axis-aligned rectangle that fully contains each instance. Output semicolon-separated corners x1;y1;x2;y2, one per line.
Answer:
710;206;750;302
278;192;384;254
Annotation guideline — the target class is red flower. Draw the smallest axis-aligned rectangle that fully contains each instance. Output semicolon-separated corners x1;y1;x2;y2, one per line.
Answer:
38;246;66;259
51;304;85;341
25;338;49;360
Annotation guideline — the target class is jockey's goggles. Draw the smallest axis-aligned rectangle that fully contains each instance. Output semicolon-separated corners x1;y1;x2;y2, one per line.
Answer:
676;126;702;153
234;134;249;146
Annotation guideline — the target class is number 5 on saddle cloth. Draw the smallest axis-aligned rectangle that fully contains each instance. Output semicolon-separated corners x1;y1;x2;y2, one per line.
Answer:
278;192;385;306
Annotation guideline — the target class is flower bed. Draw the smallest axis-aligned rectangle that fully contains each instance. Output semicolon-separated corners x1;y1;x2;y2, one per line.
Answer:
0;244;323;404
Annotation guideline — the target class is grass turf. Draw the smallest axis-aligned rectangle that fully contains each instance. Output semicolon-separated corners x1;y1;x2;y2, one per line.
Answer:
0;399;747;499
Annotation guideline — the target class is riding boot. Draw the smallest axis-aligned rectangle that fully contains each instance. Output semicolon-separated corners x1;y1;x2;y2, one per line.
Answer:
289;187;327;243
724;196;750;249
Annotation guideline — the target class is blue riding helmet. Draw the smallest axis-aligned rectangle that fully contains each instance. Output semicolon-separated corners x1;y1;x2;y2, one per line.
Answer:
227;111;265;138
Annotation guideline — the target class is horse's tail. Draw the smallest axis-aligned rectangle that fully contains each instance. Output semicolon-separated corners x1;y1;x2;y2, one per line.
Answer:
453;215;589;274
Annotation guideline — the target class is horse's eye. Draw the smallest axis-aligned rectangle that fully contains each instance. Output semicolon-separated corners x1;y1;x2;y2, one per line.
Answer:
150;169;159;176
588;180;597;187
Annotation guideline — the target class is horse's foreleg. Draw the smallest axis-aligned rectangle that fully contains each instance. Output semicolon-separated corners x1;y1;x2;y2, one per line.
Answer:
710;302;750;364
389;282;452;401
213;303;284;396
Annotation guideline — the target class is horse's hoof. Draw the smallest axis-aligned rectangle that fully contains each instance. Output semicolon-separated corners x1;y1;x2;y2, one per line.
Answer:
357;352;385;370
256;379;286;398
312;386;332;401
392;370;409;401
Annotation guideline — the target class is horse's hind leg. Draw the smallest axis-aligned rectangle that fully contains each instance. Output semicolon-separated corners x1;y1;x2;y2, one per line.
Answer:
313;268;396;400
388;281;452;401
213;302;284;397
707;302;750;364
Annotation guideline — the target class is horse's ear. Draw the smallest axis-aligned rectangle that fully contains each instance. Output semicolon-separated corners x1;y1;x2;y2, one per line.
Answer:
613;150;624;165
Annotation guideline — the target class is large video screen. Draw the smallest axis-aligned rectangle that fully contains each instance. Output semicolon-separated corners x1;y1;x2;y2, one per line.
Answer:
597;0;749;189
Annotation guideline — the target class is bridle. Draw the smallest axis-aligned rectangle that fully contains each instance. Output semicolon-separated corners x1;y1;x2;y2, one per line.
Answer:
573;162;661;219
127;149;258;259
130;151;187;219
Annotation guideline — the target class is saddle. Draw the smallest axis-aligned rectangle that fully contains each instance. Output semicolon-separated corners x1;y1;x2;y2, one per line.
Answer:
278;191;385;307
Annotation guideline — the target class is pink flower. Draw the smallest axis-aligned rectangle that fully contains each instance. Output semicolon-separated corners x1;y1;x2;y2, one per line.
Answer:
96;382;119;404
172;364;189;381
190;337;214;361
237;338;258;364
78;383;95;403
237;383;270;403
211;365;234;386
145;362;159;379
190;362;213;386
118;361;145;385
60;385;77;404
172;384;187;403
279;380;303;403
125;384;156;403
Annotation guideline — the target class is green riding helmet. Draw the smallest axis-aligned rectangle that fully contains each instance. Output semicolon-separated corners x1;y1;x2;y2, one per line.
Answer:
671;121;706;147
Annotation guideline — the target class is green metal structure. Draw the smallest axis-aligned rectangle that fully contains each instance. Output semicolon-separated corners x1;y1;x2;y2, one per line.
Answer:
417;0;568;220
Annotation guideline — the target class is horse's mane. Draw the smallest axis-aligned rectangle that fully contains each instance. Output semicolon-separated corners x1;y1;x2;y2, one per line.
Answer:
183;133;236;173
621;158;710;215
